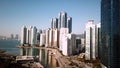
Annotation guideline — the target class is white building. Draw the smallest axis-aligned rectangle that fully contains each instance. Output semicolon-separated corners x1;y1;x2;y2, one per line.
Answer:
59;28;76;56
48;29;53;47
61;34;70;56
85;20;96;60
45;29;49;47
59;28;69;51
21;26;27;45
26;28;29;44
28;26;33;45
85;20;101;60
45;28;59;48
30;26;37;45
60;33;76;56
26;26;33;44
40;33;46;46
52;29;59;48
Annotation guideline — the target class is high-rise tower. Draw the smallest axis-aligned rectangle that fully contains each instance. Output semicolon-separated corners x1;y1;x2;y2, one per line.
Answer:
51;18;58;29
21;26;27;44
85;20;96;60
58;11;67;28
58;11;72;33
101;0;120;67
30;26;37;45
67;16;72;33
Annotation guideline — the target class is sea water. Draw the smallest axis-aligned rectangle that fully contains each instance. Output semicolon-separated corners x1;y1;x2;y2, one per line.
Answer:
0;39;20;55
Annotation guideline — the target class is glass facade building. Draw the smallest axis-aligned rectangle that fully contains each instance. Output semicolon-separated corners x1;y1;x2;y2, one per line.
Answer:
51;11;72;33
101;0;120;67
58;11;67;29
51;18;58;29
67;17;72;33
60;12;67;28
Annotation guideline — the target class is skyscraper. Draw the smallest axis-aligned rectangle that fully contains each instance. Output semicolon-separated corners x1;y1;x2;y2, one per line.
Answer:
51;18;58;29
67;16;72;33
48;29;53;47
58;11;67;28
52;29;59;48
58;13;61;29
101;0;120;67
85;20;96;60
40;33;46;46
58;11;72;33
59;28;69;51
21;26;27;44
45;29;50;47
26;28;30;44
59;28;76;56
63;34;76;56
28;26;33;45
30;26;37;45
96;23;101;58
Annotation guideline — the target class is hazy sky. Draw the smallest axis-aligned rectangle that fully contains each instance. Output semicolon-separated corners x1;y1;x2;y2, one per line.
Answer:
0;0;100;37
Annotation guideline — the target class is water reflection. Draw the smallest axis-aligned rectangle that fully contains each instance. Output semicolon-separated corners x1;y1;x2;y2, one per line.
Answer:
19;48;58;68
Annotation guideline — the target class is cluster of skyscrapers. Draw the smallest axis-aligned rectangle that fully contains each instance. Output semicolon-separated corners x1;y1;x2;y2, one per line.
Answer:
21;26;38;45
51;11;72;33
21;1;120;67
21;11;84;56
